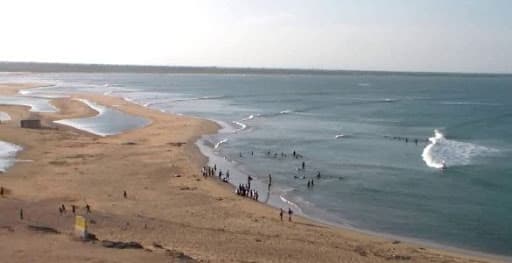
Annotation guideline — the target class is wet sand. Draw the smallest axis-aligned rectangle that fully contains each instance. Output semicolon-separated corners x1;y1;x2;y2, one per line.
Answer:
0;84;503;262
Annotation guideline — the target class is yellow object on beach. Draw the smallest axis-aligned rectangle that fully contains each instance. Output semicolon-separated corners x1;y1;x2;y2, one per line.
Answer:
75;215;87;238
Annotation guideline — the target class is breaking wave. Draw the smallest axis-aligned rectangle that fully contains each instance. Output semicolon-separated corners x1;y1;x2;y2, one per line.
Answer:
232;121;247;131
214;138;229;149
422;129;496;169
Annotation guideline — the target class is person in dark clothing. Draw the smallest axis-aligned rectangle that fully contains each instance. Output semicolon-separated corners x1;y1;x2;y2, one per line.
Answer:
268;174;272;189
288;208;293;222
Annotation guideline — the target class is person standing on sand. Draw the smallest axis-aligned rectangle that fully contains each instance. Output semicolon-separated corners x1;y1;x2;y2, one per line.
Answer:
280;208;284;221
19;208;24;220
86;204;91;213
123;190;127;199
0;186;4;196
288;208;293;222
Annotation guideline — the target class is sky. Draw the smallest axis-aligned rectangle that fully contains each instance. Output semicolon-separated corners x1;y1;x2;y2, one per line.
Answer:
0;0;511;73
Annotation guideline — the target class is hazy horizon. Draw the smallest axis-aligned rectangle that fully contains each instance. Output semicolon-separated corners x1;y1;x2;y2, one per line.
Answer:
1;0;511;74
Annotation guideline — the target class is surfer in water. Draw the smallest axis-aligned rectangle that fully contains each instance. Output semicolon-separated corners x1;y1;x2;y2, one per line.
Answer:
441;160;448;170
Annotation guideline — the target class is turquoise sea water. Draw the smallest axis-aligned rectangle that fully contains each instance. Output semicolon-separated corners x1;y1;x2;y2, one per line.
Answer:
3;72;512;256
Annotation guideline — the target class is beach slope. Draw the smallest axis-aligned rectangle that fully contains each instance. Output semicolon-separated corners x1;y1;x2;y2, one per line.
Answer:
0;85;500;262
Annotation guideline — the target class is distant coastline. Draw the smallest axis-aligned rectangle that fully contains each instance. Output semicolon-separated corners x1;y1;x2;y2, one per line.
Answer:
1;61;511;77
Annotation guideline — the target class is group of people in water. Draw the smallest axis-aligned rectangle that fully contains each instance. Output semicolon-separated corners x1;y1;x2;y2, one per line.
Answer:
263;150;304;160
202;164;231;183
203;149;324;222
202;163;263;201
385;135;429;146
236;183;259;201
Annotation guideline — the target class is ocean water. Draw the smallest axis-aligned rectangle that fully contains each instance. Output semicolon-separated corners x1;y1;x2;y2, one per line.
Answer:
2;72;512;256
0;95;58;112
0;141;22;172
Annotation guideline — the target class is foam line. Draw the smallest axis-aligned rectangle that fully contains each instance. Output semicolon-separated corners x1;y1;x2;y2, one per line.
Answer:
0;141;22;172
214;138;229;149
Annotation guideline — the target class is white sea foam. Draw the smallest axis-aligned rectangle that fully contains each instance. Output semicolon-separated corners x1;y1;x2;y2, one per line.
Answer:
279;109;292;114
279;194;303;214
123;97;135;103
0;96;58;112
241;113;262;121
18;85;68;99
0;112;11;122
0;141;22;173
53;98;106;136
439;101;501;106
103;83;124;88
171;95;225;103
335;134;345;139
214;138;229;149
231;121;247;131
73;98;106;115
241;114;255;121
18;90;31;96
421;129;496;169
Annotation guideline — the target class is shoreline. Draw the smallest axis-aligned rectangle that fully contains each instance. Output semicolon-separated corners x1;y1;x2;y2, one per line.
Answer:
193;115;511;263
0;83;506;262
78;93;512;261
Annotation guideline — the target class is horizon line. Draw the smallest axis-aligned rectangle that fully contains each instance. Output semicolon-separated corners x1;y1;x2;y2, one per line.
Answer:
0;60;511;77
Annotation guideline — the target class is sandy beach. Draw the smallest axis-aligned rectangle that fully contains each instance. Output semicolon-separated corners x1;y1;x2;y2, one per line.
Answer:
0;83;503;262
